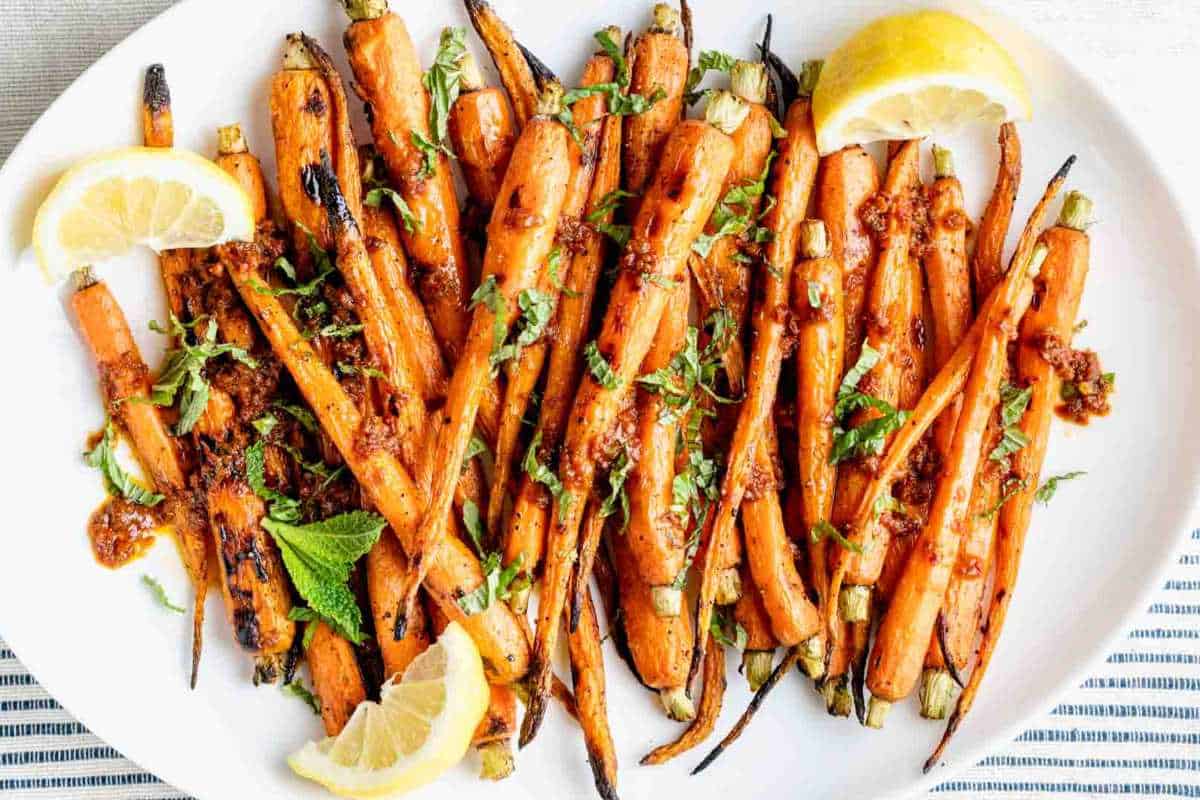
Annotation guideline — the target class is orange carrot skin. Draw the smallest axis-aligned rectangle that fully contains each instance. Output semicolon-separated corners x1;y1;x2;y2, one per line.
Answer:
640;634;725;765
344;13;472;363
793;245;845;637
222;243;530;683
449;86;516;211
698;98;819;666
270;69;335;251
622;28;688;212
734;568;778;652
568;587;619;796
488;54;614;538
933;217;1088;765
464;0;539;129
308;621;367;735
973;123;1022;303
409;115;572;615
524;120;734;744
368;532;433;680
819;146;880;370
626;280;690;586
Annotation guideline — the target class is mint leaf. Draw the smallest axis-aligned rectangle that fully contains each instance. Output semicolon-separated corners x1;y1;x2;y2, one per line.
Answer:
141;575;185;614
282;679;321;715
84;421;164;507
598;446;634;531
1035;471;1086;505
365;186;420;233
149;315;257;435
584;341;622;390
709;607;748;651
461;499;485;559
275;403;318;433
811;520;863;554
246;441;302;523
522;431;573;523
457;553;525;615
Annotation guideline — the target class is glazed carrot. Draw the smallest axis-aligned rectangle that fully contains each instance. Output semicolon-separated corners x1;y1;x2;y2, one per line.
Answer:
568;577;620;799
71;270;210;686
791;219;844;677
733;569;778;692
825;140;920;630
622;3;688;215
696;79;821;679
399;87;573;635
367;532;432;680
973;123;1022;303
221;240;531;684
502;82;624;593
463;0;539;129
521;111;736;746
923;146;973;462
818;145;880;370
641;635;724;766
301;34;364;228
307;621;368;735
612;519;696;721
489;49;614;539
865;158;1075;726
927;191;1092;768
342;5;473;365
620;280;690;613
426;598;518;780
214;125;268;226
448;51;517;213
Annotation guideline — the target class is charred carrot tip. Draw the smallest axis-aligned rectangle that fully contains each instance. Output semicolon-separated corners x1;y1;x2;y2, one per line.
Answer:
1054;154;1078;182
760;49;798;108
143;63;170;112
518;42;559;90
303;155;355;228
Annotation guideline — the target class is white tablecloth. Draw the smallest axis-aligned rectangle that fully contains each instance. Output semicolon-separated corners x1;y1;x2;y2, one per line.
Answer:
1;1;1197;798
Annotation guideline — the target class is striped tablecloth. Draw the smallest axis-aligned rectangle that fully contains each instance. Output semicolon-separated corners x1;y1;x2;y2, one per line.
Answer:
2;1;1198;798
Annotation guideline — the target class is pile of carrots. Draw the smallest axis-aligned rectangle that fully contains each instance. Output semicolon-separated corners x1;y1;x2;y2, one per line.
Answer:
71;1;1112;795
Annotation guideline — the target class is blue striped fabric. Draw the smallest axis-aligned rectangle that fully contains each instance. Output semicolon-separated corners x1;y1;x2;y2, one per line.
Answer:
0;529;1195;798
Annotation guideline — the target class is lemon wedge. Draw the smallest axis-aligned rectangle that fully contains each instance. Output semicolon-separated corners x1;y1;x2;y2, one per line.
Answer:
812;10;1032;155
32;146;255;281
288;622;489;798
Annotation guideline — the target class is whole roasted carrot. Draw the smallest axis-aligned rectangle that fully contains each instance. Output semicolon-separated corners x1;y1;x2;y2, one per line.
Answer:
342;4;473;364
71;270;211;686
973;123;1022;306
398;86;573;636
501;64;625;596
695;73;821;678
568;554;620;799
818;144;880;370
522;109;737;746
791;219;844;677
221;240;532;684
927;191;1092;767
826;140;920;630
489;48;614;539
463;0;539;129
623;3;688;215
448;50;517;214
865;157;1075;726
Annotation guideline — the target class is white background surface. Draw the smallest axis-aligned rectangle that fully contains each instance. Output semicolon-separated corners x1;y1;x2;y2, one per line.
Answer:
0;2;1198;799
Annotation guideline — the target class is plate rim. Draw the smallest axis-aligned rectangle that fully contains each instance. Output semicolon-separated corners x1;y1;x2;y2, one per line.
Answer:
0;1;1197;799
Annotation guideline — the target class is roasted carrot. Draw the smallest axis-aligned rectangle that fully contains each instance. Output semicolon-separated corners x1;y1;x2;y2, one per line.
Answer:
489;48;615;540
568;574;620;799
640;635;724;766
791;219;843;677
825;140;921;631
215;125;268;226
426;597;518;780
71;270;211;686
818;145;880;370
399;86;573;636
502;77;625;594
463;0;540;129
448;51;517;214
973;123;1022;305
342;5;473;365
367;532;432;680
612;520;696;721
221;240;531;684
927;191;1092;768
733;569;778;692
865;158;1075;727
521;109;736;746
695;78;821;680
307;621;368;735
622;3;688;215
620;280;690;615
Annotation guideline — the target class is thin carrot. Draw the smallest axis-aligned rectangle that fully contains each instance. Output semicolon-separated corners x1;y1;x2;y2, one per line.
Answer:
791;219;843;677
521;109;736;746
367;532;432;680
973;123;1022;304
342;5;473;365
927;191;1092;768
622;3;688;215
221;240;531;683
463;0;540;129
733;568;778;692
640;635;724;766
864;157;1075;727
489;47;615;539
71;270;211;686
398;86;573;636
568;575;620;799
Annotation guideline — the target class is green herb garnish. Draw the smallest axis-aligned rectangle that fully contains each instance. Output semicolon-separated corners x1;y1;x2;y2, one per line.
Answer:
364;187;420;233
584;340;622;390
521;431;573;523
811;519;863;554
84;420;164;507
1035;471;1086;505
418;27;468;177
989;383;1032;463
149;315;257;435
246;441;302;523
709;607;748;650
141;575;185;614
282;679;321;715
598;446;634;531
